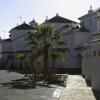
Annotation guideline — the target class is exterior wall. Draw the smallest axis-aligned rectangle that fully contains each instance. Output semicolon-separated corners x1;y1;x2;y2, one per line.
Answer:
9;29;36;68
10;30;36;52
82;32;100;90
51;28;90;69
63;31;90;69
90;40;100;90
80;10;100;88
82;47;92;80
44;22;81;69
74;31;91;48
0;40;13;66
79;11;100;33
1;41;13;52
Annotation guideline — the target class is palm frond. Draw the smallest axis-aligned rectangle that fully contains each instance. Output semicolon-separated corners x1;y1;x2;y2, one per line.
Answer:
52;48;69;54
56;41;67;46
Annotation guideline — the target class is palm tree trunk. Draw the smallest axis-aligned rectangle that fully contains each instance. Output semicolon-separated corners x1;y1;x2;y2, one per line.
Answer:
52;59;56;73
43;47;49;81
32;61;36;81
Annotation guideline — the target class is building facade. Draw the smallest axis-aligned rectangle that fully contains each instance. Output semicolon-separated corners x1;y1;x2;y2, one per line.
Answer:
44;14;90;70
0;14;91;72
80;7;100;90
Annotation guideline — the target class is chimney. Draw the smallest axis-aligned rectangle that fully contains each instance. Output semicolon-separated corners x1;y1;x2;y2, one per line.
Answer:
45;16;48;22
88;5;93;13
56;13;59;16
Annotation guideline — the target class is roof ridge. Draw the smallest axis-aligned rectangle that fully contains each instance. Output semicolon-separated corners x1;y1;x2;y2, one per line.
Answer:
46;15;77;23
10;23;35;32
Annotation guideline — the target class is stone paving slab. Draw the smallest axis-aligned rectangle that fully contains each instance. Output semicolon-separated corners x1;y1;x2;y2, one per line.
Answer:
0;70;60;100
59;75;96;100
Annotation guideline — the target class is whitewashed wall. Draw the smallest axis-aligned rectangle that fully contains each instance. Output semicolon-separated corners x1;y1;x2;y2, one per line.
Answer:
10;30;36;52
74;31;91;48
90;40;100;90
79;11;100;33
0;40;13;66
82;32;100;90
1;40;13;52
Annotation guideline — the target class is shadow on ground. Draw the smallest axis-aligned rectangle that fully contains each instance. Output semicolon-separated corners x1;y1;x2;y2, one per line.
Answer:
92;90;100;100
1;78;62;89
1;78;36;89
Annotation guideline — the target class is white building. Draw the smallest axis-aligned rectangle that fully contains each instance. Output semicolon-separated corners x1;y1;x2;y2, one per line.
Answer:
44;14;90;72
0;38;13;67
0;6;99;91
0;22;36;69
80;7;100;91
0;14;91;73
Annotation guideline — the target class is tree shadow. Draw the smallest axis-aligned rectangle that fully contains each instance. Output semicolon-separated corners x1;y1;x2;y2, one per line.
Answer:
1;78;36;89
92;90;100;100
48;80;66;87
1;78;55;89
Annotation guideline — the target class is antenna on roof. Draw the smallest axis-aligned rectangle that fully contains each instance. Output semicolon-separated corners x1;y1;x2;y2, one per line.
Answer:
18;17;22;24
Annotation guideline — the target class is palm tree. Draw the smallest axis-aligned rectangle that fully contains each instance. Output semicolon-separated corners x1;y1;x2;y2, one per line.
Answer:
26;24;69;81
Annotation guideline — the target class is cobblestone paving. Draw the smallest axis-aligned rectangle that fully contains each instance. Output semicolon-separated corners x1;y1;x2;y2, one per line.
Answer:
0;70;60;100
59;75;96;100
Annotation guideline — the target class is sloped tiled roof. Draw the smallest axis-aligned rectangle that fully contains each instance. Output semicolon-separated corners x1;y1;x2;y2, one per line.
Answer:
2;38;12;42
79;27;90;32
79;7;100;19
46;15;77;23
29;19;37;25
10;23;35;32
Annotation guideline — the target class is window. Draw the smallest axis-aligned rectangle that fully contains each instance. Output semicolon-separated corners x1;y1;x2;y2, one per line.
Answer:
98;51;100;56
88;53;91;58
89;19;92;26
94;51;96;56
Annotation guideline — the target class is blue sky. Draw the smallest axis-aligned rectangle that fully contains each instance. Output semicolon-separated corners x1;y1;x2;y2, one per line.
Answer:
0;0;100;39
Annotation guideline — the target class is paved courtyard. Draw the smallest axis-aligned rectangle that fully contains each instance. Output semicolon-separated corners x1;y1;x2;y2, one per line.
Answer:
59;75;97;100
0;70;62;100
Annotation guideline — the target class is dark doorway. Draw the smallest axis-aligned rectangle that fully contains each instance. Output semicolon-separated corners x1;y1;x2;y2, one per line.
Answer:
77;54;82;69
